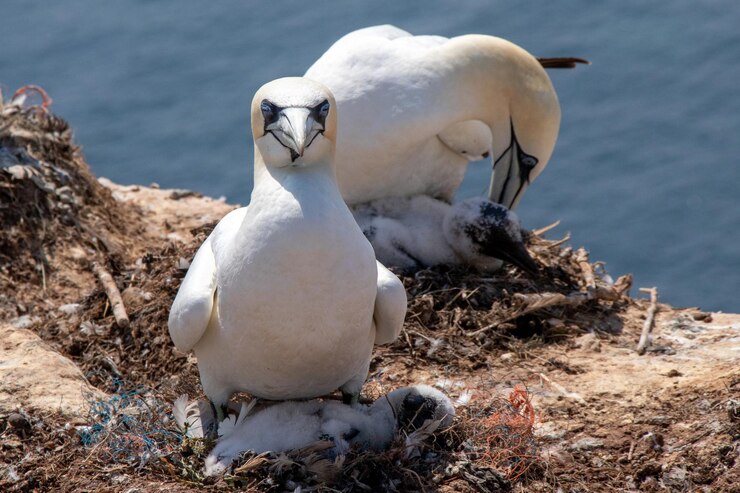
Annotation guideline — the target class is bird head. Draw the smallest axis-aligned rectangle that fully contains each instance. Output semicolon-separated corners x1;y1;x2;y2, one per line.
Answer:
251;77;337;169
443;197;540;276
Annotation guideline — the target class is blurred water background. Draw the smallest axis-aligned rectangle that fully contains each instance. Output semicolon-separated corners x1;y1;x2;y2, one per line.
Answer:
2;0;738;311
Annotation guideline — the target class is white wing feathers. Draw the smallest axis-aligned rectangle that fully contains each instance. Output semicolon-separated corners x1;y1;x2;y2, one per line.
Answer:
373;261;407;345
168;234;217;352
168;207;247;352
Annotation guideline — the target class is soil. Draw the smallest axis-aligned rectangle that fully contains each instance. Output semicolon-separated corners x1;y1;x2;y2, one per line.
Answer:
0;92;737;492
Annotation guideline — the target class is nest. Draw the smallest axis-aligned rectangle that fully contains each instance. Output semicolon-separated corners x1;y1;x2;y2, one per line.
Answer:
390;231;632;368
0;87;135;321
1;87;638;492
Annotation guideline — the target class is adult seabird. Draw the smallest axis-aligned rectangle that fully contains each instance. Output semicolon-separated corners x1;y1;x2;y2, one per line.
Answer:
305;24;563;210
168;78;407;418
203;385;455;476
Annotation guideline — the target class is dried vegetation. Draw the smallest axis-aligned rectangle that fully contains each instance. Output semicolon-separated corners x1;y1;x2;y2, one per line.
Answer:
1;90;737;492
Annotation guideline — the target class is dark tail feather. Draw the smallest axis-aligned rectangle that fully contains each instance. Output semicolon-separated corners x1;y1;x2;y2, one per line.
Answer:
538;57;591;69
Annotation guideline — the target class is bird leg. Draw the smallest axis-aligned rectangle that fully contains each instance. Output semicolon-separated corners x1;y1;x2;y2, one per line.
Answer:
342;391;360;407
208;400;228;439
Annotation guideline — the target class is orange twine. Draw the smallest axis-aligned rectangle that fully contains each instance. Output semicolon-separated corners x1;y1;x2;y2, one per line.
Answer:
476;384;539;481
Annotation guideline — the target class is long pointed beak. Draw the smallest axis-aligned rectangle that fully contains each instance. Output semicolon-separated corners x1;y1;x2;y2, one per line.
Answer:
488;238;539;277
276;107;312;160
489;165;528;210
488;123;539;210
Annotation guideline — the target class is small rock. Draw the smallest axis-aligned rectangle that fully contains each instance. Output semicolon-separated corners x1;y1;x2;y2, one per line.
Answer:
110;191;127;202
573;332;601;352
11;315;37;329
727;399;740;422
590;456;607;468
692;311;712;322
568;436;603;451
663;466;688;489
8;412;30;432
121;287;148;312
664;369;682;378
110;474;129;485
535;421;566;440
499;352;515;361
635;462;662;482
170;189;203;200
642;431;664;451
636;415;673;426
167;232;187;243
68;246;88;262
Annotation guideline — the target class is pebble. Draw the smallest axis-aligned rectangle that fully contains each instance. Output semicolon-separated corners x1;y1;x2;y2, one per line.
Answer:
11;315;36;329
535;421;566;440
568;436;603;451
573;332;601;352
8;412;30;431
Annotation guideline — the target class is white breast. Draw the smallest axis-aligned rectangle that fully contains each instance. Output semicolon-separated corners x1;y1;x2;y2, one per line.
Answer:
194;180;377;401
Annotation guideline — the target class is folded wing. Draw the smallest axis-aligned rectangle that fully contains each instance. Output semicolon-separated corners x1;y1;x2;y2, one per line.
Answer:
373;261;407;345
168;234;218;352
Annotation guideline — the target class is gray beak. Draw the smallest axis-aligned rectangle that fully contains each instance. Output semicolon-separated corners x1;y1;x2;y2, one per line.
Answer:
488;122;540;210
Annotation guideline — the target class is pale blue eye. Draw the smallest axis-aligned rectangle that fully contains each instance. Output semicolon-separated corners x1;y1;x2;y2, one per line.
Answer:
260;101;273;116
319;101;330;117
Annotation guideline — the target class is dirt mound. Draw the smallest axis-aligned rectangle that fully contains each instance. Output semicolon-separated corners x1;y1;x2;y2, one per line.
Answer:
0;87;137;324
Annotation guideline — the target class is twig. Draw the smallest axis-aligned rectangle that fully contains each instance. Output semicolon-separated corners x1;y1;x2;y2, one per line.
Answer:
575;248;596;290
467;274;632;337
547;233;571;249
40;262;47;293
534;373;586;405
636;287;659;355
93;262;129;329
532;220;561;237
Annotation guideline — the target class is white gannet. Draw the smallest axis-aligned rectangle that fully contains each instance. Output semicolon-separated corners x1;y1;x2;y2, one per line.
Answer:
168;78;407;416
305;24;563;210
353;195;538;275
202;385;455;476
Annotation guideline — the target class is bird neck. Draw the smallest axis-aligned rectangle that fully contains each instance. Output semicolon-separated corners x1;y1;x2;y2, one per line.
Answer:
445;36;560;164
251;153;342;204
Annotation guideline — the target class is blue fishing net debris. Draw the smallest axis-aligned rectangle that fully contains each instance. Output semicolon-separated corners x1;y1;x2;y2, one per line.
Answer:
79;377;181;468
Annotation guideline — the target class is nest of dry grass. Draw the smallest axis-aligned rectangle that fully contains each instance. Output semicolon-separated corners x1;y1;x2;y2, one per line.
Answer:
0;87;131;265
1;88;639;492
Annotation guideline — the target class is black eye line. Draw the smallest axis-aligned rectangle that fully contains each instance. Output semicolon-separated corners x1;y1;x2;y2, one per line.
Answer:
262;99;328;162
266;129;301;162
306;128;323;149
310;99;330;127
261;100;282;133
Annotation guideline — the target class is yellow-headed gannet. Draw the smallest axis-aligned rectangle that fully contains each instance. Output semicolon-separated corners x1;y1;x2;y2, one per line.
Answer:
168;78;407;417
305;24;564;210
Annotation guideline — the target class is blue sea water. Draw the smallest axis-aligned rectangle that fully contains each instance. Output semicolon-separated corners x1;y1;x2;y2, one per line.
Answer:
1;1;738;311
